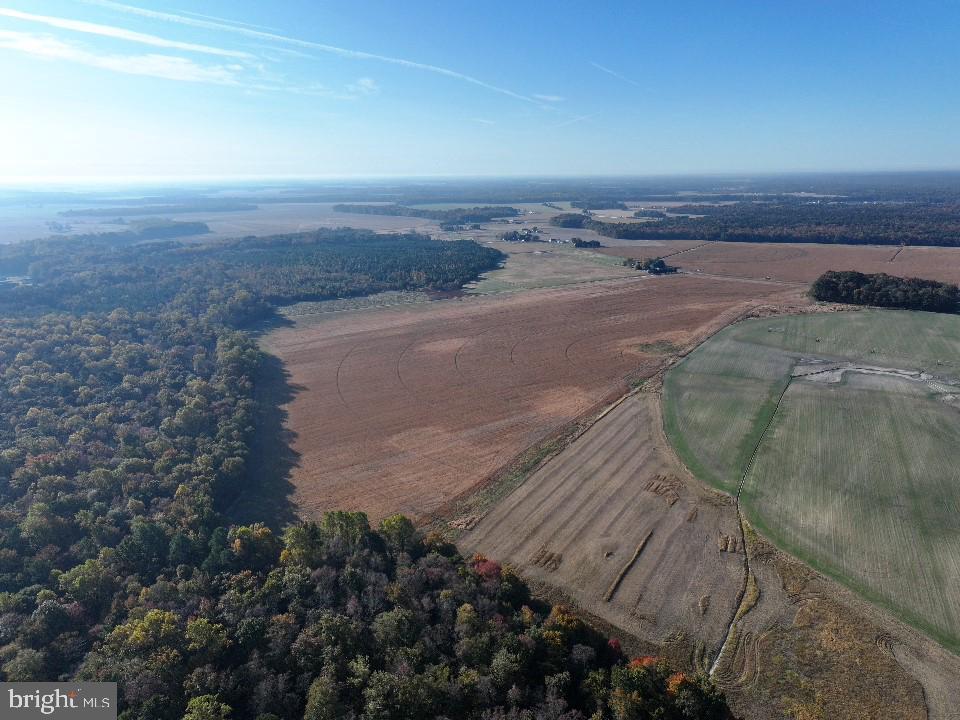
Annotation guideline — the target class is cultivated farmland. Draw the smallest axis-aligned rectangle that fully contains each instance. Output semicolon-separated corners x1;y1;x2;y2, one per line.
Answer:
460;393;745;670
663;310;960;652
261;274;798;523
464;240;637;293
647;240;960;285
459;374;940;720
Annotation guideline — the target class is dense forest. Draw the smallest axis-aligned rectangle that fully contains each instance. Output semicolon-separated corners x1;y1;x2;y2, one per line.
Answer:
811;270;960;313
333;204;520;224
0;226;729;718
0;227;502;316
553;202;960;246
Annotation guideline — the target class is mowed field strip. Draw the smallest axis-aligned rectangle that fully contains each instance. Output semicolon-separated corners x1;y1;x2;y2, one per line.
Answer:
460;393;745;668
263;273;798;522
663;310;960;652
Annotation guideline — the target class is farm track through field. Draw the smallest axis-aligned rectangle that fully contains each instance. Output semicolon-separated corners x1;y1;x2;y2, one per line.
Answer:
659;242;712;259
666;311;960;665
709;375;793;676
334;345;358;410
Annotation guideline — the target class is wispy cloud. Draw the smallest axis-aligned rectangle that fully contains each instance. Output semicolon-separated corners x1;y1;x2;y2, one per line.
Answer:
347;77;378;96
552;112;599;129
81;0;541;104
590;61;642;88
173;8;282;34
472;118;495;125
0;7;251;59
534;94;564;103
0;29;241;84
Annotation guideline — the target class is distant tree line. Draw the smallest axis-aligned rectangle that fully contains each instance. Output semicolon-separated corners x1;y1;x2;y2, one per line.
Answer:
551;213;590;229
33;220;211;249
23;172;960;210
811;270;960;313
59;201;257;217
570;200;629;210
554;202;960;246
333;204;519;224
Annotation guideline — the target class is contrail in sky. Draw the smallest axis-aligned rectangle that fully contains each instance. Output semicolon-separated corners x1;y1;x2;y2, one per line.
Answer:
0;7;251;58
590;61;642;88
80;0;541;104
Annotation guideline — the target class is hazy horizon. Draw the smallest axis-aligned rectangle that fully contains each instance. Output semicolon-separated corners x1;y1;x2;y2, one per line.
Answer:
5;169;960;193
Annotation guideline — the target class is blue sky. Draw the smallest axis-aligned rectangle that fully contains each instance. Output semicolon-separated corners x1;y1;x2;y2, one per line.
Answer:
1;0;958;180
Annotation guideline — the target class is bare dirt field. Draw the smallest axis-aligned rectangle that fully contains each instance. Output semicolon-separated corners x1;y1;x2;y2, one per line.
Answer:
262;274;799;523
644;241;960;285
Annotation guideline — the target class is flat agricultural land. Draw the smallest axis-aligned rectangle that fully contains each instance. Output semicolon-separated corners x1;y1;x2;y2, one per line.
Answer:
596;240;711;262
656;241;960;285
460;393;744;668
262;274;797;523
461;390;939;720
465;241;637;293
663;310;960;652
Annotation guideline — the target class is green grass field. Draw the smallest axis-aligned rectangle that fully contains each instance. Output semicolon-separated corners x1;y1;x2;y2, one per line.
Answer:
663;309;960;652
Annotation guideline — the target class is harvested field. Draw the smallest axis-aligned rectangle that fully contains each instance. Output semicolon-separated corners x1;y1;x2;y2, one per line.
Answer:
664;310;960;653
459;393;745;671
661;241;960;285
465;241;637;293
262;274;798;523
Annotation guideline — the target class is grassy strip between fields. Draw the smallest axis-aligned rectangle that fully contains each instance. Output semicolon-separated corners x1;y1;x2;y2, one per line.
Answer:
661;369;792;493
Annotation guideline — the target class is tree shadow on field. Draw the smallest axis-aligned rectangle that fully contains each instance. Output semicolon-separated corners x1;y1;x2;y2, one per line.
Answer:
227;351;303;531
244;309;295;339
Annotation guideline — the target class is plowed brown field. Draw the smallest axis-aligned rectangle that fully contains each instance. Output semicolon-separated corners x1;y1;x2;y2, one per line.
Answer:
263;275;798;522
627;241;960;285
